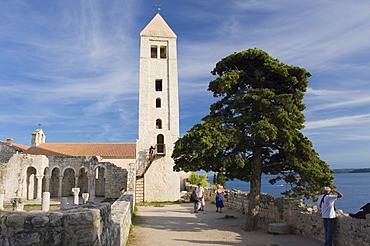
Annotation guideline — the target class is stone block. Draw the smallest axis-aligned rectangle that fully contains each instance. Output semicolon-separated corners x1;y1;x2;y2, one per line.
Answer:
268;222;291;234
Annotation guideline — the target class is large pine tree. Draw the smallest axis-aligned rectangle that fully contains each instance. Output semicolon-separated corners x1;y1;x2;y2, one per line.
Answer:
172;48;334;230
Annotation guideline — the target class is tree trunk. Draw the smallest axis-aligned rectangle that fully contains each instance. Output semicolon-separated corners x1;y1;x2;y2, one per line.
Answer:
244;149;262;231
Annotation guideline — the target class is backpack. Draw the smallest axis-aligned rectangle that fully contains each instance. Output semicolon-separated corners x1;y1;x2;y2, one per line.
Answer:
190;194;194;202
190;192;197;203
319;195;326;209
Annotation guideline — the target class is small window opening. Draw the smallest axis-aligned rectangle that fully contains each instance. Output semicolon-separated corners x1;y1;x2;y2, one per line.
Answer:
157;134;164;154
160;46;167;59
156;98;161;108
151;45;157;58
156;119;162;129
155;79;162;91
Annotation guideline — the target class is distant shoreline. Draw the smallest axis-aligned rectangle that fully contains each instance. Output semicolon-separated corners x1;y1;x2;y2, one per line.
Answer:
333;168;370;173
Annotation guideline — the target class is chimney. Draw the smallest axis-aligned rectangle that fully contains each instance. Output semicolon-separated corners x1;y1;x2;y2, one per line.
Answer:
6;138;13;145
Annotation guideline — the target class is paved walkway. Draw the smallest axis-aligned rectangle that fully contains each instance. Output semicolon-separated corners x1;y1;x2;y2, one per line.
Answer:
128;202;323;246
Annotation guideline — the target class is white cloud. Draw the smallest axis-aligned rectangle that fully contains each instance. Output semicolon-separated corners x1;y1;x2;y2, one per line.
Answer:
305;113;370;129
2;0;370;168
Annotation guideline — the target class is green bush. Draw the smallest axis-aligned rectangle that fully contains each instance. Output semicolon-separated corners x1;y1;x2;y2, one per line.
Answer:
189;172;210;187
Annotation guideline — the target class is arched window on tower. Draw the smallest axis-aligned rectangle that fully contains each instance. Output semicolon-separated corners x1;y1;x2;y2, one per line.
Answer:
156;134;165;155
156;119;162;129
156;98;161;108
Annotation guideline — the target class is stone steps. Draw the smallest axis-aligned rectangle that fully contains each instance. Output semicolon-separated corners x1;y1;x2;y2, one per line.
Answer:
135;177;144;203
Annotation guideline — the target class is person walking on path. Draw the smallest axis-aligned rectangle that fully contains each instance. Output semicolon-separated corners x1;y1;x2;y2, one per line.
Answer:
190;188;199;213
215;185;224;213
318;186;343;246
196;183;205;211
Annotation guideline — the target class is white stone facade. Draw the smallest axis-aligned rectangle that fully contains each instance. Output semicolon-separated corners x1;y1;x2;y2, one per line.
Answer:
136;14;180;201
0;143;129;202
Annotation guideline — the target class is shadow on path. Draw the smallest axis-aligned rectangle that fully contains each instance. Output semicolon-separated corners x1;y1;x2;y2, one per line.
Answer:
128;202;323;246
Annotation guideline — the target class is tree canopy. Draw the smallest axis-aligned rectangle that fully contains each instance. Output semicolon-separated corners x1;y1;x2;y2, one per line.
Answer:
172;48;334;230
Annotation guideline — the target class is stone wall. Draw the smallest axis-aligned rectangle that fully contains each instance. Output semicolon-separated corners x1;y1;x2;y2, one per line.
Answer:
0;144;16;163
0;149;129;202
103;162;128;198
0;149;49;201
203;187;370;246
0;192;134;246
111;191;134;246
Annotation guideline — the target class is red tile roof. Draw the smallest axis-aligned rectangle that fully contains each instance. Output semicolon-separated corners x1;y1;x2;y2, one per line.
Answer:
0;141;30;151
11;143;30;151
24;143;136;158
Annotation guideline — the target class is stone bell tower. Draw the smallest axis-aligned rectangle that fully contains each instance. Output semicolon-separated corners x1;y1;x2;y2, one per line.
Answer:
136;13;180;202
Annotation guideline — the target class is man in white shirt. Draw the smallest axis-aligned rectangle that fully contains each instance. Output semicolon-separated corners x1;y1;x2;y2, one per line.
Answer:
318;187;343;246
196;183;205;211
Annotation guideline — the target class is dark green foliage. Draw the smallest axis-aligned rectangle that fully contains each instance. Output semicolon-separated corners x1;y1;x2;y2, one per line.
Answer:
172;48;334;229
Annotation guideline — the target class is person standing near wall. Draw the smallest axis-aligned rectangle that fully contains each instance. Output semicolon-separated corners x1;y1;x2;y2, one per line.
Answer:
318;186;343;246
196;183;205;211
215;185;224;213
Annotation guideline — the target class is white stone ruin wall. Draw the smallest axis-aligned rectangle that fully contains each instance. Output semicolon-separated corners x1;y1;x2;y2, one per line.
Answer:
48;156;129;199
0;144;49;201
49;156;97;197
0;149;130;202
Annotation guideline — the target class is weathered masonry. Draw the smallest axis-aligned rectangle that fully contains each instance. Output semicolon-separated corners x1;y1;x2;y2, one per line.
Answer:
0;133;135;202
203;186;370;246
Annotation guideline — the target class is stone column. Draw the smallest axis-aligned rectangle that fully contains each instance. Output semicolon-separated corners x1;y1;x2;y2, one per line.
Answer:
44;176;50;192
60;197;68;210
28;174;35;200
58;176;63;198
88;175;95;202
36;175;43;199
74;176;79;188
0;189;5;210
82;193;89;204
72;187;80;205
41;192;50;211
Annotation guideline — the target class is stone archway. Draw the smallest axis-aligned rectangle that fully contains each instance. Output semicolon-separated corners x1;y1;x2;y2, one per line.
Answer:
62;168;75;196
95;166;105;197
50;168;60;198
26;166;37;200
78;167;89;193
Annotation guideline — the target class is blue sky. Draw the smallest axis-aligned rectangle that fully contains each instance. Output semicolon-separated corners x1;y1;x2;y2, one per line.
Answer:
1;1;370;169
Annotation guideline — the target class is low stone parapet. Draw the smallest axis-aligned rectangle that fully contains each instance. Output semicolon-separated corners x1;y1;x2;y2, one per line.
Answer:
0;192;134;246
205;187;370;246
268;222;290;234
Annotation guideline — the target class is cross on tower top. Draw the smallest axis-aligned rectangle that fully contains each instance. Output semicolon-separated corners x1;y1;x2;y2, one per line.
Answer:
155;3;161;12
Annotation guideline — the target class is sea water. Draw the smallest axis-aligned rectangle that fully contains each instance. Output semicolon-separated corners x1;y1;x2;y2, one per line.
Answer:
211;172;370;213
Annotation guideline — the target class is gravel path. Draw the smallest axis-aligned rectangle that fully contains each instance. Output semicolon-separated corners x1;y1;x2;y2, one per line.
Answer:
127;202;323;246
